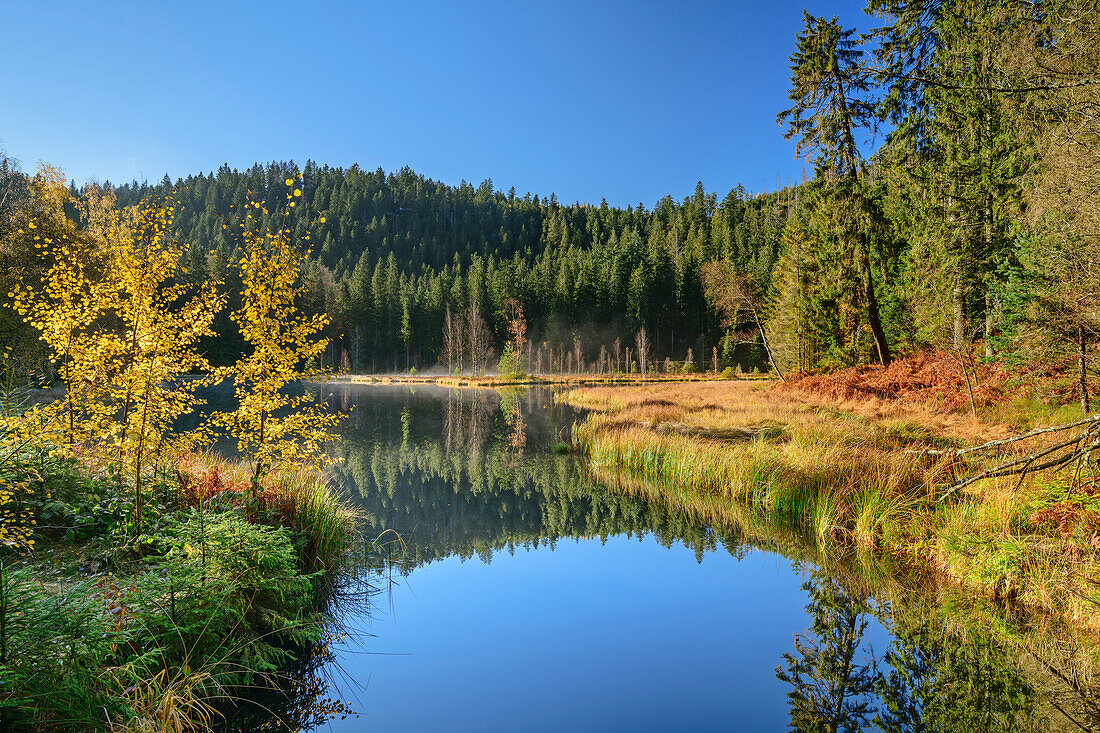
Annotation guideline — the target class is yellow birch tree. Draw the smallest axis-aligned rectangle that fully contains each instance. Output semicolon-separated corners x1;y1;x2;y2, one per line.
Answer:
215;173;338;488
13;186;222;536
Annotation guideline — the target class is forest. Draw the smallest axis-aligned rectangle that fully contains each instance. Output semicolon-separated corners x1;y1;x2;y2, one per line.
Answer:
0;5;1096;383
0;158;789;375
3;2;1099;391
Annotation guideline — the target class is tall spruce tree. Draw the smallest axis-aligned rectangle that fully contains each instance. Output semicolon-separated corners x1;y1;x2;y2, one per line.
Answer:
779;12;893;366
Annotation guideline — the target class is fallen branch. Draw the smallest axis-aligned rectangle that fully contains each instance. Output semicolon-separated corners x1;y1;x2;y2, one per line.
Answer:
907;413;1100;457
938;434;1098;502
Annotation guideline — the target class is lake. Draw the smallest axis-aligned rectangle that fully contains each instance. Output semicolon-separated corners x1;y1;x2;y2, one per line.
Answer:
235;384;1099;732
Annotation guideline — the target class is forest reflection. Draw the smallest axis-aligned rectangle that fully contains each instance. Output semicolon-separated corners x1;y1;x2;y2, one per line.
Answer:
320;384;1098;732
326;385;749;568
776;569;1065;732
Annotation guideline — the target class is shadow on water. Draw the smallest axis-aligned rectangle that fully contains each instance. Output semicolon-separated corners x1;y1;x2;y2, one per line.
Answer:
223;383;1100;731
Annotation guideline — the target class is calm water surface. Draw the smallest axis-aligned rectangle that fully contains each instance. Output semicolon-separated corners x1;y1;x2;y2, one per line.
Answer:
240;384;1099;732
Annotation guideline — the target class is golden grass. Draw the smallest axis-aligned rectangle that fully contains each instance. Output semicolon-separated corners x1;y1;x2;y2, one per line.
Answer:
564;380;1100;631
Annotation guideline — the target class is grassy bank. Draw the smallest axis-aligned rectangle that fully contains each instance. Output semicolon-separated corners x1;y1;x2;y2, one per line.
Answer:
564;380;1100;632
0;444;362;732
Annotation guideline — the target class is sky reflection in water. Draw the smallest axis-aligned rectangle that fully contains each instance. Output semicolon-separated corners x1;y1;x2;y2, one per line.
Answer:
275;385;1088;732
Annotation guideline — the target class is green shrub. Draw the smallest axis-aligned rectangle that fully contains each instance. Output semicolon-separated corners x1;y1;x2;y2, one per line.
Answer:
135;512;319;673
498;343;524;378
0;565;132;731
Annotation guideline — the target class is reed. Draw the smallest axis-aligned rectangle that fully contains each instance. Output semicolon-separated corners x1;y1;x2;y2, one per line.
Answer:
261;468;363;573
566;380;1100;631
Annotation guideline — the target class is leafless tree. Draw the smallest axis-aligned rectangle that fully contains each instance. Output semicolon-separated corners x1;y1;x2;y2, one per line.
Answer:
635;328;649;380
701;260;785;381
442;305;457;374
465;301;490;376
612;337;622;373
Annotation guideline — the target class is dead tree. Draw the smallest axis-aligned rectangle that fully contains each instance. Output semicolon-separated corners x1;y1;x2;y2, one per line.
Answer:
465;301;490;376
701;260;785;381
635;328;649;380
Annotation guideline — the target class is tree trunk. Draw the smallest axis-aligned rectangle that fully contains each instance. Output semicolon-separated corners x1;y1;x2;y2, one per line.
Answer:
1079;326;1090;416
984;292;995;358
753;308;786;382
864;262;891;366
952;266;966;350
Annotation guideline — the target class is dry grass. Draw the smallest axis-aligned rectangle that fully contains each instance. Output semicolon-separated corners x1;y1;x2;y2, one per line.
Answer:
564;380;1100;631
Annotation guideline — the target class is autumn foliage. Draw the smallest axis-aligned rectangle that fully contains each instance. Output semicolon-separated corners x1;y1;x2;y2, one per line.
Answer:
776;351;1016;412
8;167;339;534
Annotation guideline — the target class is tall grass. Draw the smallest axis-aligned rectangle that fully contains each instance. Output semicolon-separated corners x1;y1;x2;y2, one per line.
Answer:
576;415;930;552
177;451;363;575
566;380;1100;631
261;469;362;574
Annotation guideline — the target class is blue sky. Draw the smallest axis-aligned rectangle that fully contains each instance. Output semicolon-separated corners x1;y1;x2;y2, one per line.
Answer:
4;0;871;207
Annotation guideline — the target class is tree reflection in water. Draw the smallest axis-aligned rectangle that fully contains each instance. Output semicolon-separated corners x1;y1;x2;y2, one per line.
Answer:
777;569;1048;732
777;571;878;733
312;384;1098;732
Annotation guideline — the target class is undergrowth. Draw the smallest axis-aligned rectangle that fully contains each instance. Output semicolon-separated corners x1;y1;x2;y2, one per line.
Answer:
0;444;363;732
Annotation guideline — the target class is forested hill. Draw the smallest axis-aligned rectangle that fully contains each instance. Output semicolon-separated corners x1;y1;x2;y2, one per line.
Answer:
106;164;793;371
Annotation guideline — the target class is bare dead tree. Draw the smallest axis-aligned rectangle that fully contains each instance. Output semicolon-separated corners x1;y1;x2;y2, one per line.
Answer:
442;305;457;374
912;414;1100;502
612;337;622;373
465;301;490;376
635;328;649;380
701;260;785;381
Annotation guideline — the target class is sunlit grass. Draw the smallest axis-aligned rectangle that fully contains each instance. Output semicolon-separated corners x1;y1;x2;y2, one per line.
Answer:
565;380;1100;631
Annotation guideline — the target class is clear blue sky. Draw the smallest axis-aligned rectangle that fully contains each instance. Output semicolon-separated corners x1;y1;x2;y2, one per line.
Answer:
4;0;871;207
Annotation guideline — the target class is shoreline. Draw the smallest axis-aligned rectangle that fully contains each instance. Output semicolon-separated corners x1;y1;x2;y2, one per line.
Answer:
333;372;773;389
561;380;1100;635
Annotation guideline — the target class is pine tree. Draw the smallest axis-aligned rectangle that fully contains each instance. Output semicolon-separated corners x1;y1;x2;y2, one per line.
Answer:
779;12;893;366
